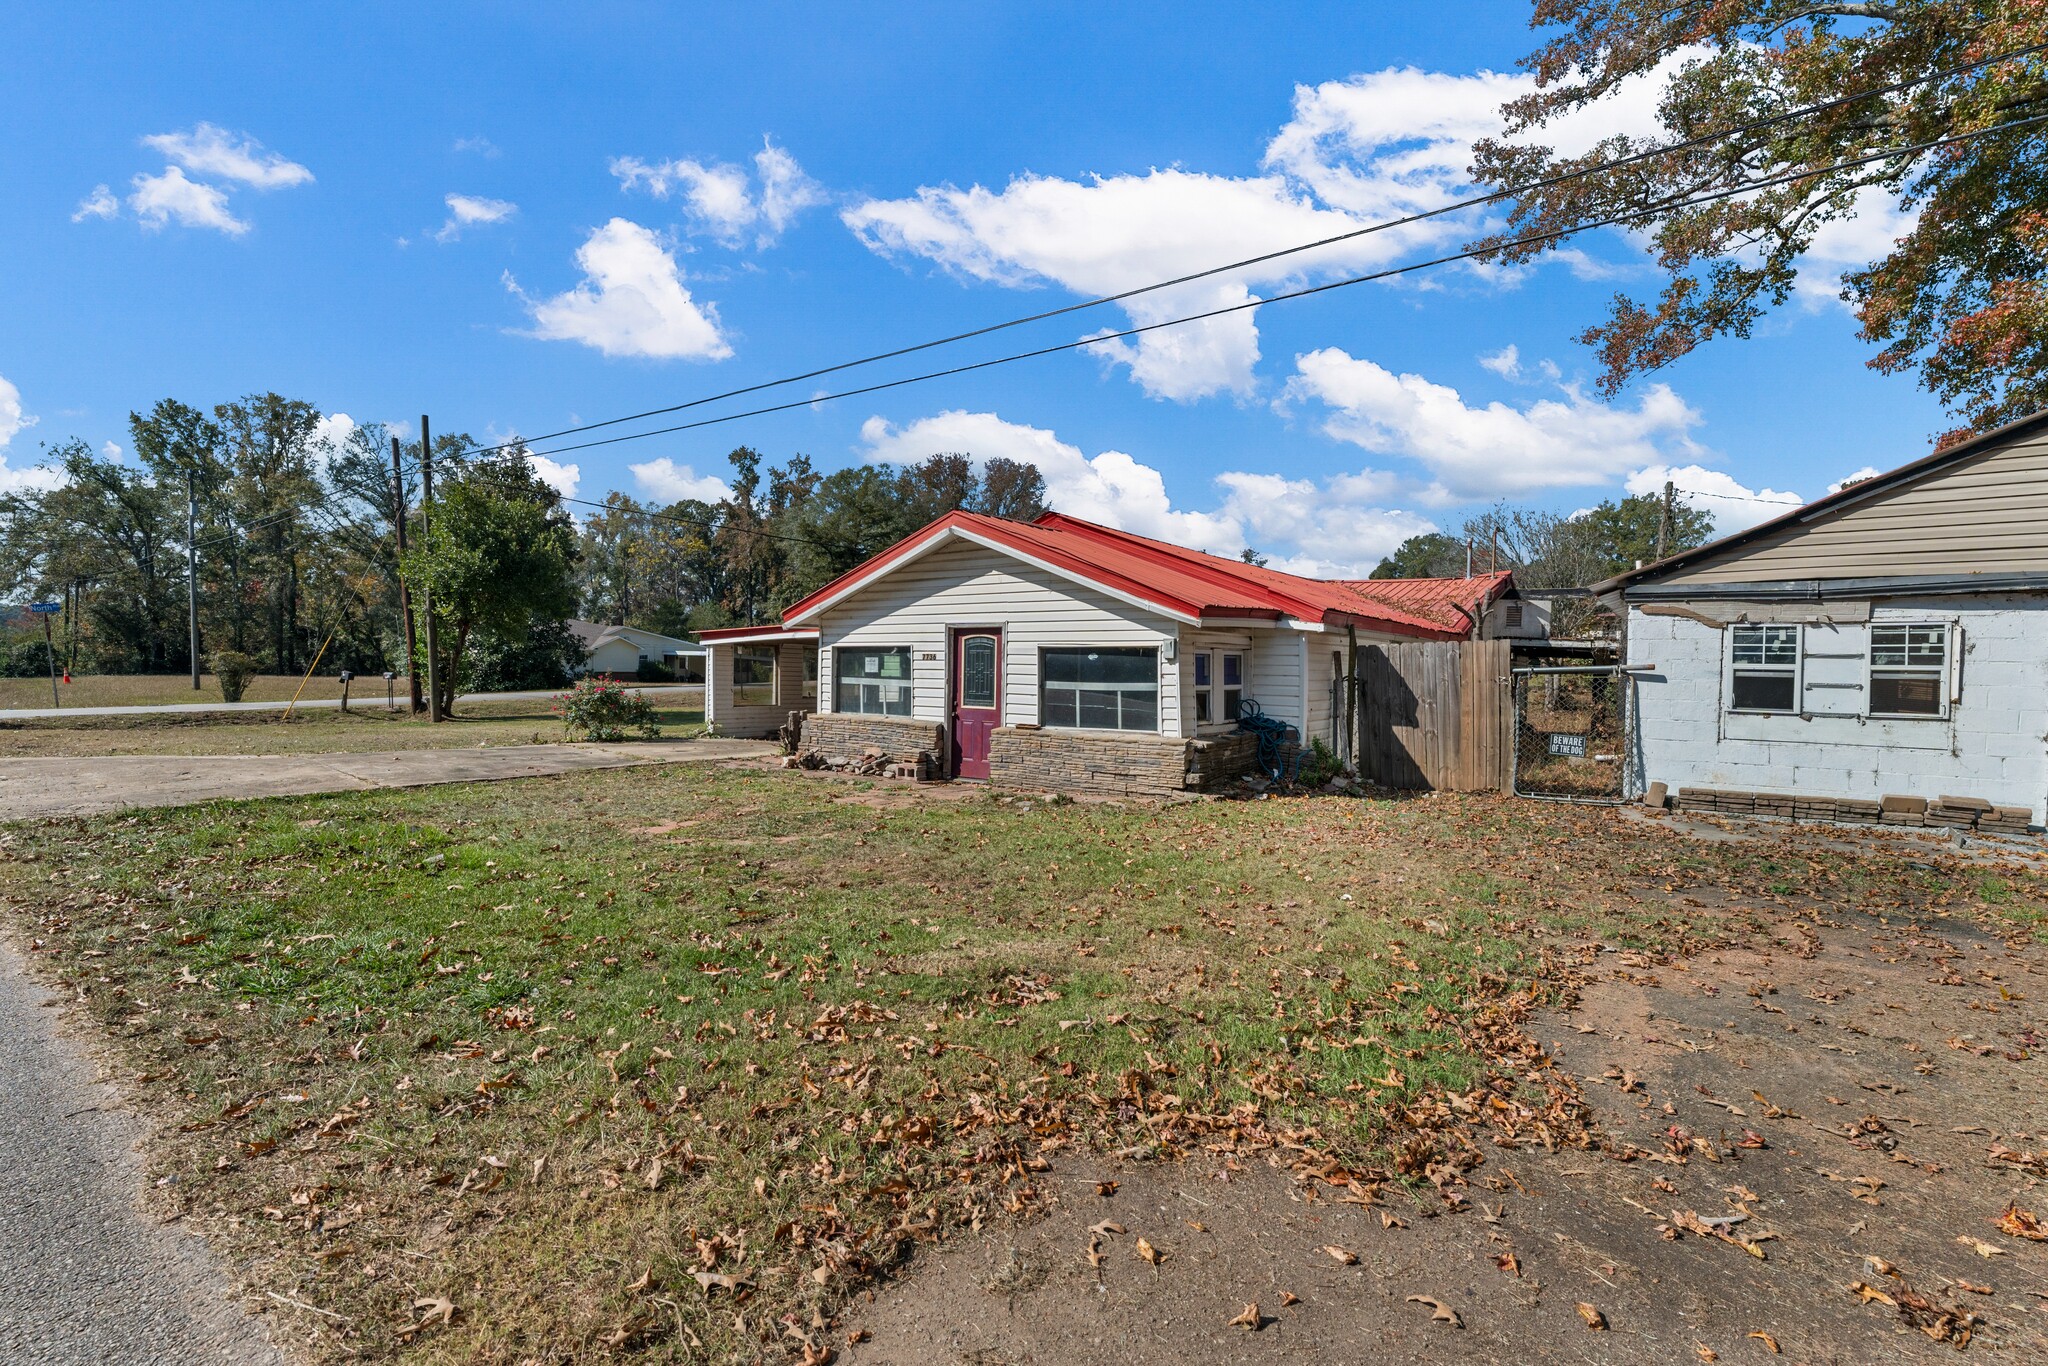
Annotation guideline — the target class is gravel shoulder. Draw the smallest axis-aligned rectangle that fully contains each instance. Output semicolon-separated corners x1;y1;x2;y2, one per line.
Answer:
0;933;285;1366
0;739;775;820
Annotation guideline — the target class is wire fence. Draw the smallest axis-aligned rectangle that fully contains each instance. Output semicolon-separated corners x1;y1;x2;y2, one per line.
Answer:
1511;667;1632;803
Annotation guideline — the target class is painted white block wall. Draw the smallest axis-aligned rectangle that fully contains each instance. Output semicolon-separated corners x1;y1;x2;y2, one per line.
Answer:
1627;595;2048;821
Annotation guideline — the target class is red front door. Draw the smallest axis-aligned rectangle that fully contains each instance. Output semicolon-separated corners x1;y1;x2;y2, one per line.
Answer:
952;632;1000;779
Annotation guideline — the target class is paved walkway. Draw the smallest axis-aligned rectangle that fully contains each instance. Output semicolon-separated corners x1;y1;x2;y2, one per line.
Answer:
0;739;775;821
0;935;286;1365
0;683;702;721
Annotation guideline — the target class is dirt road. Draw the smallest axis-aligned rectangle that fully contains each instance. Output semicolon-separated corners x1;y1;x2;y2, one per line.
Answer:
848;905;2048;1364
0;739;775;821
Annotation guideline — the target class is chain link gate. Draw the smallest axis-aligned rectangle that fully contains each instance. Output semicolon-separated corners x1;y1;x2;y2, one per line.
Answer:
1511;666;1633;803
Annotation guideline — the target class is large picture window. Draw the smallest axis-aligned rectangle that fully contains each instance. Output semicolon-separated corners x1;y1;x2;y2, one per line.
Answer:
1728;624;1798;713
732;645;778;707
1042;647;1158;732
1869;624;1948;717
836;647;913;716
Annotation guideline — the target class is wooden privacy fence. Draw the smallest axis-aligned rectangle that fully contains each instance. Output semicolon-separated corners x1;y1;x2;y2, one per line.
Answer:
1353;638;1513;791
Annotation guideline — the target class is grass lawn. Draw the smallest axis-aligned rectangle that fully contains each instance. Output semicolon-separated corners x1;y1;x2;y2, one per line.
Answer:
0;701;707;758
3;767;2041;1362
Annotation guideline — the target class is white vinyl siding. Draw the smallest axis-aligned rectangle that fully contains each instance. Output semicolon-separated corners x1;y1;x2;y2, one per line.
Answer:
705;639;814;736
816;540;1181;733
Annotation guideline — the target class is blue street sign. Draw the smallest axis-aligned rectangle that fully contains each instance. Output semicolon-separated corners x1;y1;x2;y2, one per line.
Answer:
28;601;60;614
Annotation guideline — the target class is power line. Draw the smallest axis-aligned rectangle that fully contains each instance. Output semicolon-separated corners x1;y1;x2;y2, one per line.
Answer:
444;111;2048;469
1672;485;1806;506
444;40;2048;463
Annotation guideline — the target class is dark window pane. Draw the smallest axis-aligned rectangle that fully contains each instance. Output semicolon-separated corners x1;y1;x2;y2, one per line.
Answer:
1871;674;1941;716
1121;691;1157;731
836;681;861;713
962;637;997;708
1077;689;1119;729
1223;654;1242;686
1223;688;1242;721
1194;654;1211;686
1730;672;1795;712
1194;691;1211;723
1043;690;1077;727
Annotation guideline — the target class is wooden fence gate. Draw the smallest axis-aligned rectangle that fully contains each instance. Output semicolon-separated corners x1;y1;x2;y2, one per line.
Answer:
1353;639;1512;791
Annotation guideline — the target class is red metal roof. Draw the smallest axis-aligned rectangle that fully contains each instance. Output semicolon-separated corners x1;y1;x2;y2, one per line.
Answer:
777;510;1481;639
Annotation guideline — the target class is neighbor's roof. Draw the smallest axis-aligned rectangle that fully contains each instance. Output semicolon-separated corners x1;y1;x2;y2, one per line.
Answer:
777;510;1476;638
1333;571;1513;632
1591;409;2048;594
696;624;819;645
565;619;704;653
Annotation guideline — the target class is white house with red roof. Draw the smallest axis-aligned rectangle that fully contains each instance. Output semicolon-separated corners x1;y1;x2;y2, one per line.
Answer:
699;510;1527;794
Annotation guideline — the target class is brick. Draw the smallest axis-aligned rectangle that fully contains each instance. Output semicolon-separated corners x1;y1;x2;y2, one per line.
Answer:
1880;812;1925;826
1642;781;1669;809
1880;794;1928;815
800;714;947;767
1936;794;1993;813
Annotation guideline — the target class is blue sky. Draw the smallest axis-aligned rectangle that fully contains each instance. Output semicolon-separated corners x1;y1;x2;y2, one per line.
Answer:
1;1;1937;574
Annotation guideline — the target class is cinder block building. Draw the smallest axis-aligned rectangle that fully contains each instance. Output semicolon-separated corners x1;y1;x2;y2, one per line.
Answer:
1596;412;2048;828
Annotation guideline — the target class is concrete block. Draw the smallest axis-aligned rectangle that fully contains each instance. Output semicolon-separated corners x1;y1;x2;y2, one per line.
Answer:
1642;781;1669;810
1880;794;1927;815
1936;794;1993;813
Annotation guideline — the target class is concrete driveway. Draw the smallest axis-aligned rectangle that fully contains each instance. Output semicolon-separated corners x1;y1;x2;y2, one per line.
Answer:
0;738;775;821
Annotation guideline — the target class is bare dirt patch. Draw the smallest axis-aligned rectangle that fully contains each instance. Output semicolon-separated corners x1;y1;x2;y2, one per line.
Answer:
846;907;2048;1364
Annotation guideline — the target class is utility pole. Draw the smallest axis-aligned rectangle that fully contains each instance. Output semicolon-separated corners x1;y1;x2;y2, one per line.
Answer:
390;435;422;714
419;414;441;722
1655;479;1675;561
186;470;201;689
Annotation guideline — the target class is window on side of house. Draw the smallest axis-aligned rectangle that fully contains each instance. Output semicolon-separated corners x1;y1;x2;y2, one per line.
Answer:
835;646;912;716
1222;652;1244;722
1042;647;1159;732
1193;652;1212;724
803;651;819;703
732;645;778;707
1728;624;1799;713
1868;624;1949;718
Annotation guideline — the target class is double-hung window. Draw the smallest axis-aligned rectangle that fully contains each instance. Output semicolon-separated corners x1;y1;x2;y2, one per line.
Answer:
732;645;778;707
802;651;819;704
1868;624;1949;718
1042;647;1158;732
1728;624;1799;713
835;647;913;716
1221;652;1243;722
1193;653;1213;724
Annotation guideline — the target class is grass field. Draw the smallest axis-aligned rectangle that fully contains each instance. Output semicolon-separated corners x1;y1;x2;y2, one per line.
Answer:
0;673;703;712
3;769;2041;1362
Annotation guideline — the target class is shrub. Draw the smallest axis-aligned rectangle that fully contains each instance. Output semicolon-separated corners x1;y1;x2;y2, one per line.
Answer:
556;677;661;742
209;650;259;703
0;638;55;678
1297;737;1345;788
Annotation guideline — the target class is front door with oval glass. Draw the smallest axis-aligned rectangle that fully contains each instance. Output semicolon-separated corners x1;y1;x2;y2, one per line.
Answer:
951;632;1000;779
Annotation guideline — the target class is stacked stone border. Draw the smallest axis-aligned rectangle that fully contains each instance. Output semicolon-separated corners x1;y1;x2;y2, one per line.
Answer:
1669;786;2033;835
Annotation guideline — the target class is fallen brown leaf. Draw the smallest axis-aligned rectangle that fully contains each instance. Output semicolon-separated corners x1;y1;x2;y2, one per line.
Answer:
689;1270;751;1295
1228;1302;1262;1331
1576;1302;1608;1330
1695;1344;1718;1362
1994;1202;2045;1241
1134;1237;1165;1266
1849;1280;1897;1307
1405;1295;1463;1329
1279;1290;1301;1307
1090;1221;1125;1238
1494;1251;1521;1278
1956;1235;2007;1258
1095;1180;1118;1197
1321;1244;1359;1265
1747;1331;1780;1354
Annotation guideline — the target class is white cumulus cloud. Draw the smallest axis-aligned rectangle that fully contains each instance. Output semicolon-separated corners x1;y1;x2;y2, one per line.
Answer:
142;123;312;188
508;219;732;361
612;138;825;248
1625;463;1804;532
434;193;517;243
1285;346;1706;499
128;166;249;235
857;409;1431;576
1828;464;1883;493
0;374;61;494
527;455;580;501
629;457;732;504
72;185;118;222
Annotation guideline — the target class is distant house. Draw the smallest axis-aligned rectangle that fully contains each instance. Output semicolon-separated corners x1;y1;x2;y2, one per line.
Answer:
699;509;1528;793
1595;412;2048;825
565;620;705;682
